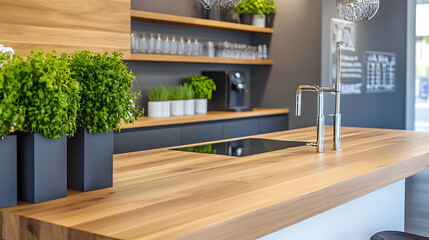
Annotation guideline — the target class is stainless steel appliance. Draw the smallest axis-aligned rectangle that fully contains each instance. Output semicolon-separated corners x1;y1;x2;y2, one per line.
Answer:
202;71;252;112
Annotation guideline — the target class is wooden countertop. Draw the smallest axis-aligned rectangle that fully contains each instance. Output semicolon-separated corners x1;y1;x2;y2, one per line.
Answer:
121;108;290;129
2;127;429;240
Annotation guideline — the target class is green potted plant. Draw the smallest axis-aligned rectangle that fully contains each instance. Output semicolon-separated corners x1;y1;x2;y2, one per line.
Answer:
0;51;25;208
265;0;277;28
67;51;142;192
235;0;269;27
169;85;185;116
148;85;170;117
17;49;79;204
183;84;195;115
186;75;216;114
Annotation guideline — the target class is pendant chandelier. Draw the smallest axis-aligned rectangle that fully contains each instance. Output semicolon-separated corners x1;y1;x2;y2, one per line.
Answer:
197;0;242;9
336;0;380;21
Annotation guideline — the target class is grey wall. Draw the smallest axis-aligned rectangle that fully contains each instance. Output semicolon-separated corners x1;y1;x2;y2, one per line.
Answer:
321;0;408;129
251;0;322;129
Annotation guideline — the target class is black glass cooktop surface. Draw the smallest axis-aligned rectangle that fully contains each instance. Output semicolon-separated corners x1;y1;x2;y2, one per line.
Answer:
171;138;308;157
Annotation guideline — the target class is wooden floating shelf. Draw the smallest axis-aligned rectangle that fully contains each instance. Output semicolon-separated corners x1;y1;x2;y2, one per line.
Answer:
126;54;274;65
121;108;290;129
131;10;274;34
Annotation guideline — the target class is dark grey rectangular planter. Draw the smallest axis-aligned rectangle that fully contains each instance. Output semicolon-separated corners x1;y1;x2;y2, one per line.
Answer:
17;133;67;204
0;135;17;209
67;128;113;192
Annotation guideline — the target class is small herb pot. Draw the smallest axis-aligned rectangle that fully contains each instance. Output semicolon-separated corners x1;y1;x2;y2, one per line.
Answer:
252;14;266;28
266;13;276;28
239;14;253;25
0;135;17;209
184;99;196;115
195;98;208;114
170;100;184;116
148;101;165;118
17;133;67;204
67;128;113;192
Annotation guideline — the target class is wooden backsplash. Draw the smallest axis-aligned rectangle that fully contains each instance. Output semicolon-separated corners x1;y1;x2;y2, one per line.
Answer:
0;0;130;57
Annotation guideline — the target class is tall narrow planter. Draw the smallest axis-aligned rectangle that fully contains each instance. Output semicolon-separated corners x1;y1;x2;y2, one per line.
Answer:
0;135;17;209
68;128;113;192
17;133;67;204
239;14;253;25
195;98;208;114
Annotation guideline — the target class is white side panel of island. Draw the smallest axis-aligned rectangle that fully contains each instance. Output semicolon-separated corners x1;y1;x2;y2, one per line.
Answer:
259;180;405;240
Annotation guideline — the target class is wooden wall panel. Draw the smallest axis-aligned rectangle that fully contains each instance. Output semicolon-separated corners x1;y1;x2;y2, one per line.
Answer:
0;0;130;57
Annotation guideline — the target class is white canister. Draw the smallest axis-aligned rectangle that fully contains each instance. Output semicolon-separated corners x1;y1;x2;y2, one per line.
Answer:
163;101;171;117
252;14;266;28
170;100;184;116
184;99;195;115
148;101;164;117
195;99;208;114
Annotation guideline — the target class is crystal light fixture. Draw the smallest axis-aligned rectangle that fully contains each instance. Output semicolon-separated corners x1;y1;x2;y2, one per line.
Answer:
336;0;380;21
198;0;242;9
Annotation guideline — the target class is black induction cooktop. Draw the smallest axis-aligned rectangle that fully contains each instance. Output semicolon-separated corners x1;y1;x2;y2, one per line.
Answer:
171;138;308;157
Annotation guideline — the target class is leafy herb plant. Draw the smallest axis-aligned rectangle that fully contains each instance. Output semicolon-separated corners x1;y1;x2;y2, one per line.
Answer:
20;49;80;139
186;75;216;100
182;84;195;100
0;53;26;138
235;0;269;15
266;0;276;14
68;51;143;134
169;86;184;101
148;85;169;101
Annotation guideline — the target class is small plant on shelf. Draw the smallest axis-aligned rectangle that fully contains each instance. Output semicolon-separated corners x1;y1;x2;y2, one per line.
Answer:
148;85;170;117
0;53;26;139
148;85;169;101
235;0;271;27
169;85;185;101
182;84;196;116
183;84;195;100
186;75;216;114
186;75;216;100
265;0;277;28
68;51;143;134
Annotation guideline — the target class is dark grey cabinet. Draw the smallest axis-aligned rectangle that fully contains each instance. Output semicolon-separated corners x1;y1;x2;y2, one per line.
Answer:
223;118;260;139
114;114;289;154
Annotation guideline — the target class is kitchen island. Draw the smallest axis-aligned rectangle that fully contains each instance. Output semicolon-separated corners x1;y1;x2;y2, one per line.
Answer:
1;127;429;240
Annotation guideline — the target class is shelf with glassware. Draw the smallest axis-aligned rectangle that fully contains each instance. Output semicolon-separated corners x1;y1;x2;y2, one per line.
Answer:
127;10;274;65
127;31;272;65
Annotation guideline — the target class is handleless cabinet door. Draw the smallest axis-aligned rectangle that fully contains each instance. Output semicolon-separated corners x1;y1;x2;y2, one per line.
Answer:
259;115;289;134
182;122;223;145
223;118;260;139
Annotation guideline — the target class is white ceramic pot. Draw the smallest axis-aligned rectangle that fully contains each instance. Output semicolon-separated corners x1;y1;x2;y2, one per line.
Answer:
252;14;266;28
184;99;195;115
195;99;208;114
162;101;171;117
170;100;184;116
148;101;164;117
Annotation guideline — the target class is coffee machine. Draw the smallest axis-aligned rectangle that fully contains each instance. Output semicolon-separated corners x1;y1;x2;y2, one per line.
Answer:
202;71;253;112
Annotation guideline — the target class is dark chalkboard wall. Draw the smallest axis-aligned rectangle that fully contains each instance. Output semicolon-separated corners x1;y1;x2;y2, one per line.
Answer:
321;0;408;129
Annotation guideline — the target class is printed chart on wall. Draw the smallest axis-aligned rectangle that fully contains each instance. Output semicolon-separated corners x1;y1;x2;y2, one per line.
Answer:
364;51;396;93
330;18;363;95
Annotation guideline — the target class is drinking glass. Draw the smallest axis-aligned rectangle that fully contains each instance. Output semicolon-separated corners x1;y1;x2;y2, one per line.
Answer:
131;32;139;53
148;33;156;54
155;33;163;54
163;35;171;55
178;36;185;55
139;33;148;54
170;36;178;55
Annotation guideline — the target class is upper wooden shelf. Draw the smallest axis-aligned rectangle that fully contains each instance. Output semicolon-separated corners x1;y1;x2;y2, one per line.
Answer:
125;54;274;65
131;10;274;34
121;108;289;129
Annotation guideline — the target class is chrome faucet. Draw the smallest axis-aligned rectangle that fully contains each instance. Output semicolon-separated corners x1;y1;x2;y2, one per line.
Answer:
296;41;343;153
